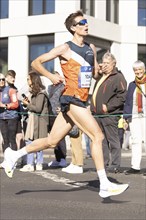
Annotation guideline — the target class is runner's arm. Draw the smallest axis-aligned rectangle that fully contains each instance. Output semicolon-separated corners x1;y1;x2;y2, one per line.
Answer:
31;44;68;85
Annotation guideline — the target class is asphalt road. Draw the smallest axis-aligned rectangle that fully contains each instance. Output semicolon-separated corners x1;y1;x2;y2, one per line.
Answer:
0;150;146;220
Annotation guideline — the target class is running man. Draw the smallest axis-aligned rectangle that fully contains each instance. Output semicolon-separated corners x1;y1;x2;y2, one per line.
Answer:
3;11;129;198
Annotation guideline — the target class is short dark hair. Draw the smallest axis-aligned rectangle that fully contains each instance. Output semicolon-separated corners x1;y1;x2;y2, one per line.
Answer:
6;70;16;78
64;10;83;35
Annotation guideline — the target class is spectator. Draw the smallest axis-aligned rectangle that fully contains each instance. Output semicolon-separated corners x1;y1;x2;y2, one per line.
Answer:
20;71;49;172
5;70;25;150
124;60;146;175
48;77;83;171
0;73;19;167
47;79;67;168
62;128;84;174
91;52;127;173
3;11;129;198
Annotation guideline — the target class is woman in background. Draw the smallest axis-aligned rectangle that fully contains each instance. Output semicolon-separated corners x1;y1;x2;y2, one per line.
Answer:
20;71;49;172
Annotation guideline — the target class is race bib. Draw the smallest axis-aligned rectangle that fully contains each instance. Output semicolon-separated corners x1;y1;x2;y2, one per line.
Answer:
78;66;93;88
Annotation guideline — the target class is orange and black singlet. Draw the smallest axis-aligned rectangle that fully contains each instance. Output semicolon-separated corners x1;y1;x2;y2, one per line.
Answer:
61;41;94;102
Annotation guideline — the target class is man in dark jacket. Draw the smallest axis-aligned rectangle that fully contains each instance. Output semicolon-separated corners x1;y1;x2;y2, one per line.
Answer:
91;52;127;173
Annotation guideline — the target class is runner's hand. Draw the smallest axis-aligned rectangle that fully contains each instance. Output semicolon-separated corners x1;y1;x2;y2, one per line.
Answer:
50;73;64;85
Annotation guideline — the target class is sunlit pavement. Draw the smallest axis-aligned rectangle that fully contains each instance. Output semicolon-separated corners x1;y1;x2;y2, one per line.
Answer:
0;149;146;220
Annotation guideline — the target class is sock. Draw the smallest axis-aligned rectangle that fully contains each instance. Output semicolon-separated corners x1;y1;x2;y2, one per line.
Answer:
97;169;111;189
15;147;28;160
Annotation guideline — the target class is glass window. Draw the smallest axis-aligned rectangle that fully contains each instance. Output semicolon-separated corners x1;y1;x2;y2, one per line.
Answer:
0;0;8;19
85;35;111;63
0;38;8;74
29;0;55;15
46;0;55;13
80;0;95;16
138;0;146;26
138;44;146;64
29;34;54;72
106;0;119;24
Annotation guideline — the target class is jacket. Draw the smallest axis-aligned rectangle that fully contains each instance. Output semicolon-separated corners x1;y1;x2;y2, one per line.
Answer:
123;81;136;122
25;90;50;140
91;68;127;116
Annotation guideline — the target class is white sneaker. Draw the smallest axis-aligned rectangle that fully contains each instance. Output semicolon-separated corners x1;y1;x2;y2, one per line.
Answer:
62;164;83;174
36;164;43;171
58;159;67;168
48;160;59;167
99;183;129;198
20;164;34;172
62;163;74;172
4;147;18;178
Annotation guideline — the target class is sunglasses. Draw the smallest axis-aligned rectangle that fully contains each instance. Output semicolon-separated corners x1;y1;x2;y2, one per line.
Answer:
0;78;5;82
73;19;88;26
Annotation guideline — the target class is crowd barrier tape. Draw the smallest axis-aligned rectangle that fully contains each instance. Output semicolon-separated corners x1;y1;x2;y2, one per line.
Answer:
17;111;146;119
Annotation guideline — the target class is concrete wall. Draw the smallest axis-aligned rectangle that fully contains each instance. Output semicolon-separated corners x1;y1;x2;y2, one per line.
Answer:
0;0;146;87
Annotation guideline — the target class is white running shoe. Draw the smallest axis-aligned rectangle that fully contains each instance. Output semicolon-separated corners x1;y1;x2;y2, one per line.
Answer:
4;147;18;178
20;164;35;172
36;164;43;171
99;183;129;198
62;163;74;172
62;163;83;174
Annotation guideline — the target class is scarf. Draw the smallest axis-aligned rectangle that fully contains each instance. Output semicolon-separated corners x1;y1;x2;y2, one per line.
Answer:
135;73;146;113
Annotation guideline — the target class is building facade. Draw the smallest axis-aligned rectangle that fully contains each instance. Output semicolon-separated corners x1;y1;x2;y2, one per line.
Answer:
0;0;146;91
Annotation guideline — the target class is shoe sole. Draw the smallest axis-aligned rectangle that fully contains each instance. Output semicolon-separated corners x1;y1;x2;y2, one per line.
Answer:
4;163;17;178
99;184;129;198
62;170;83;174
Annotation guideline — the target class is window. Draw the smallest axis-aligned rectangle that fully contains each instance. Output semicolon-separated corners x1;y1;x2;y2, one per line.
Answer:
80;0;95;16
0;38;8;74
85;35;111;63
29;34;54;72
138;44;146;64
29;0;55;15
138;0;146;26
0;0;8;19
106;0;119;24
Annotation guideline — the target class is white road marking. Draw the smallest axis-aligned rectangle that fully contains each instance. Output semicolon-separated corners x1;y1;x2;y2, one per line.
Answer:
33;171;87;188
